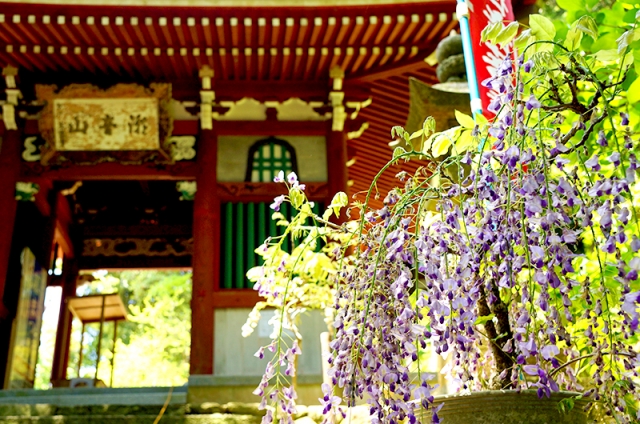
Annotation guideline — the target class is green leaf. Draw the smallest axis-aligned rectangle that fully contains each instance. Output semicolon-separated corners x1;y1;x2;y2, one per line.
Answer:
327;191;349;218
529;14;556;41
564;27;583;51
393;146;407;160
431;127;461;157
592;32;620;51
431;134;452;158
455;110;475;129
409;129;424;140
575;15;598;40
558;398;575;415
422;116;436;137
474;112;488;127
628;77;640;104
289;188;304;209
422;133;436;154
481;21;503;43
495;21;519;47
514;29;532;50
390;126;405;139
454;130;474;153
592;49;619;62
474;314;495;325
634;49;640;74
556;0;584;11
617;30;632;54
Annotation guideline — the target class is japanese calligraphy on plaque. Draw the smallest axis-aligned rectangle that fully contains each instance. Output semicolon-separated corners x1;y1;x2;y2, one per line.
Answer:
35;83;173;166
54;98;159;151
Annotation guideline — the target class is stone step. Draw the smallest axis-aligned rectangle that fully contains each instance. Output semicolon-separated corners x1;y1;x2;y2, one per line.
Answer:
0;414;262;424
0;389;186;407
0;402;269;418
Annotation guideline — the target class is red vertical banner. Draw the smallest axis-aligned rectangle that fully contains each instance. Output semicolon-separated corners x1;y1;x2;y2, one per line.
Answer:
467;0;515;116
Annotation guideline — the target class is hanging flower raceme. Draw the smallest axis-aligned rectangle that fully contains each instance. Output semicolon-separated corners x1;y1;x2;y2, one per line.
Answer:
248;11;640;424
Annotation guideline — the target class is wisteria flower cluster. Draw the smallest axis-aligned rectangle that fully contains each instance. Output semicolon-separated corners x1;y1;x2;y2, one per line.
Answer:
248;12;640;424
243;171;356;422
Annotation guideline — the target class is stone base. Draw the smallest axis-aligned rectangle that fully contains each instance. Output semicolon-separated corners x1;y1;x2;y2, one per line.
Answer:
187;375;323;406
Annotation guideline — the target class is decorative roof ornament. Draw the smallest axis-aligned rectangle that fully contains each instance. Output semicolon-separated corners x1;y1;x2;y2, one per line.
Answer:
15;182;39;202
170;136;196;161
2;66;20;130
199;65;215;130
176;181;197;201
329;66;347;132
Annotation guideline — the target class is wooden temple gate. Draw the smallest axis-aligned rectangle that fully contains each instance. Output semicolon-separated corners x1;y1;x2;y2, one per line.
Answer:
0;0;459;399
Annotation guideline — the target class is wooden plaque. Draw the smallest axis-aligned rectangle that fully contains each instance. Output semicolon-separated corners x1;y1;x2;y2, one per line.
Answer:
36;83;173;166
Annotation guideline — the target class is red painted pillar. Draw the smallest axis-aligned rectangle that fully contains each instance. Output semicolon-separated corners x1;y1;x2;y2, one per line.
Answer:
326;128;349;202
190;129;217;375
0;126;22;322
51;257;78;383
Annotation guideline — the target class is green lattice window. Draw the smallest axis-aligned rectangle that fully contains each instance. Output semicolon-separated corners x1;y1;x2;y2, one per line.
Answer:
245;137;298;182
219;201;323;289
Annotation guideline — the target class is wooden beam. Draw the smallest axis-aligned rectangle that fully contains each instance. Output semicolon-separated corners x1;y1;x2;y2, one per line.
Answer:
346;54;436;84
20;161;199;181
190;129;217;375
0;128;22;322
82;224;192;238
78;256;192;270
173;80;329;103
214;120;328;136
212;290;261;309
217;182;328;201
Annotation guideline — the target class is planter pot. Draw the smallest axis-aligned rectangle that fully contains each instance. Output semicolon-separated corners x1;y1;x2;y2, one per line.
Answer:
429;390;589;424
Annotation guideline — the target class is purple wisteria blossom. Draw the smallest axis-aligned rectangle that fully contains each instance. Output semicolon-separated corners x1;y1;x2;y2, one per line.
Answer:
250;29;640;424
270;195;286;211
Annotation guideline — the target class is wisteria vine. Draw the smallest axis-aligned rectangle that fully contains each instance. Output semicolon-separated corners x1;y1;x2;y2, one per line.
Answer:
246;13;640;424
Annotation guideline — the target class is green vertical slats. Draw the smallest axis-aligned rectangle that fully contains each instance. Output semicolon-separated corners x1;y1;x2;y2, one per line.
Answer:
257;141;264;182
269;142;275;181
235;203;245;289
246;203;256;288
224;203;234;289
282;203;291;252
257;202;267;266
269;203;277;243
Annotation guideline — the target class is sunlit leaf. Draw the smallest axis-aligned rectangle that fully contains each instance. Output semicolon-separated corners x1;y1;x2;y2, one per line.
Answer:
409;129;424;140
474;314;495;325
495;21;520;47
393;146;407;160
617;30;632;54
592;49;620;62
327;191;349;218
514;29;533;51
529;14;556;41
565;27;583;51
454;130;474;153
627;77;640;104
481;21;503;43
423;116;436;137
431;127;461;157
556;0;585;11
575;15;598;40
455;110;475;129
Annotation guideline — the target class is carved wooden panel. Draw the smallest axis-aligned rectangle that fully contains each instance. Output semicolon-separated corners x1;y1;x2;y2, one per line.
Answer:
83;237;192;257
36;83;173;166
216;182;328;200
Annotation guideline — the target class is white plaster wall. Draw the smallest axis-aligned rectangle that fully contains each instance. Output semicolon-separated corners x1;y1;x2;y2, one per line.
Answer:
214;308;326;378
217;136;327;182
